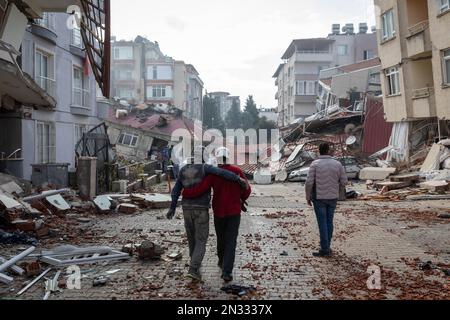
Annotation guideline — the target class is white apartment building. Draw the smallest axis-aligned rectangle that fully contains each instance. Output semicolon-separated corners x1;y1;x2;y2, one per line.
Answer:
274;23;379;127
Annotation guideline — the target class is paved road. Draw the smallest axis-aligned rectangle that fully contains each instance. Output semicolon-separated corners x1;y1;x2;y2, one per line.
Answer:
1;182;449;300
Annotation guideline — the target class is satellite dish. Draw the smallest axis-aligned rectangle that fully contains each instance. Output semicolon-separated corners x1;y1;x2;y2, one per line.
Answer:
346;136;357;146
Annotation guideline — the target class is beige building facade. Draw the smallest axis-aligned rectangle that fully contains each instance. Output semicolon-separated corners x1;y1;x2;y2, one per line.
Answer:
375;0;450;121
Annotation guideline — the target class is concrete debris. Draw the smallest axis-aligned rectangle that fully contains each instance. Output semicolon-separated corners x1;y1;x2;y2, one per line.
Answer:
0;273;14;284
45;194;71;212
420;181;449;193
421;144;446;172
43;270;61;300
0;194;22;209
359;167;397;181
0;256;25;275
118;203;138;214
0;247;36;274
93;195;113;211
0;181;24;196
137;241;164;260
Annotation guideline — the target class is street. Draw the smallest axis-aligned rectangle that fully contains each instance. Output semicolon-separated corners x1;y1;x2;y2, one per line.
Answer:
2;181;449;300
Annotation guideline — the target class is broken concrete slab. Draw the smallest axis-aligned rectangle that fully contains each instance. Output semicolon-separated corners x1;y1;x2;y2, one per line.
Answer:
131;194;172;209
375;181;411;191
10;220;36;232
421;144;445;172
359;167;397;181
0;181;24;196
118;203;138;214
45;194;70;211
420;181;449;193
390;173;420;183
0;194;22;209
93;195;113;211
137;241;164;260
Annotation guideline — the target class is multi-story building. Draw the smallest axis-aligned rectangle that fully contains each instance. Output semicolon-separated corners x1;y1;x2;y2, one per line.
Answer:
174;62;204;121
0;11;100;180
111;36;204;121
374;0;450;122
208;92;240;121
274;23;379;127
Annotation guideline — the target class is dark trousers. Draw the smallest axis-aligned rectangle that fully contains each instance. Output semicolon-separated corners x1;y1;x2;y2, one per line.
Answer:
183;209;209;272
312;199;337;253
214;215;241;275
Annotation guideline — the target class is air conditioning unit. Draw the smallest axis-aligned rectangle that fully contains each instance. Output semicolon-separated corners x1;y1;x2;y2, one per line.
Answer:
331;24;340;35
359;23;368;34
342;23;354;34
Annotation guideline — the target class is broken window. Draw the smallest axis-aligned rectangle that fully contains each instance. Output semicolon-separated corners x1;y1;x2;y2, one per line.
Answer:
443;49;450;84
117;132;139;147
37;122;56;163
382;9;396;41
386;67;401;96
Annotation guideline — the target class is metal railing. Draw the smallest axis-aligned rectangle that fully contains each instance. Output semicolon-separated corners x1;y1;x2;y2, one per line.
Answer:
72;88;90;107
408;20;429;37
34;13;55;31
35;76;56;97
412;86;434;99
297;50;331;54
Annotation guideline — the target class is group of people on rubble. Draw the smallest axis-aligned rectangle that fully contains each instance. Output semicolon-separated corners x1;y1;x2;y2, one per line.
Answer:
166;142;348;284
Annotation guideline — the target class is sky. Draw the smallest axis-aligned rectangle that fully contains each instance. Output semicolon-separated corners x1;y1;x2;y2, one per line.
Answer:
111;0;376;109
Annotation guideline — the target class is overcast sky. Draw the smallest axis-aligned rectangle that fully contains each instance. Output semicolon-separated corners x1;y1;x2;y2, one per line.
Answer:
111;0;376;109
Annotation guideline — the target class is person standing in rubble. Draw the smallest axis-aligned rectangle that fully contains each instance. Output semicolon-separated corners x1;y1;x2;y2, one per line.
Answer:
182;147;251;282
166;147;247;282
305;143;348;257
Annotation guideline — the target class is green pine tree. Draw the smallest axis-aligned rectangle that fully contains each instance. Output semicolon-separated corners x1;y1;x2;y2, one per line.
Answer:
242;95;259;130
202;95;225;134
225;100;242;129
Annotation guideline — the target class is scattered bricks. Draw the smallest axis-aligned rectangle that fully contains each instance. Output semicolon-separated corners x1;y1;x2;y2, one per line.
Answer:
137;241;164;260
118;204;138;214
31;200;51;215
11;220;36;232
35;226;50;238
25;262;42;277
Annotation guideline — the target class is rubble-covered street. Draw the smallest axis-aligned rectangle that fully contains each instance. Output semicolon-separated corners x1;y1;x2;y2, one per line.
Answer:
1;181;448;300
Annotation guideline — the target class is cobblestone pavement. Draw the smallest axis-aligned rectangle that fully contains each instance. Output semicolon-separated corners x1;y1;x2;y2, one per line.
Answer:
1;182;449;300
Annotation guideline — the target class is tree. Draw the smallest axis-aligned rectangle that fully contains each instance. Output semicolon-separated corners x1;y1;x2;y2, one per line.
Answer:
242;95;259;130
202;95;225;133
225;100;242;129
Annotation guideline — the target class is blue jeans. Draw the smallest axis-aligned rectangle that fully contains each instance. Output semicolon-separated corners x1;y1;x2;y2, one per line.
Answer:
313;199;337;253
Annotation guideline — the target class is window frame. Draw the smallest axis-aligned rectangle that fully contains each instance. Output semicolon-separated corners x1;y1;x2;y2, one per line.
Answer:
440;0;450;14
443;49;450;85
72;64;90;107
36;121;56;164
385;67;401;96
117;132;139;147
381;9;396;42
337;45;348;56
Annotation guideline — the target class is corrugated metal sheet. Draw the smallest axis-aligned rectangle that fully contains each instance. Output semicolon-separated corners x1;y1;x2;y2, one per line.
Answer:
362;96;393;155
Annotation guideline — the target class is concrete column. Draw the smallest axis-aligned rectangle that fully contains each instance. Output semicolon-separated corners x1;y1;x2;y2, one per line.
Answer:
77;157;97;199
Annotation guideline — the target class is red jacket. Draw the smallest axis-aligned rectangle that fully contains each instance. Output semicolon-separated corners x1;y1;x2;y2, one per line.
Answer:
182;165;251;218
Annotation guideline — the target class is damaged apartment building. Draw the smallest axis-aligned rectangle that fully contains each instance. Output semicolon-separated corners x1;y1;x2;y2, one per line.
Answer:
374;0;450;164
0;1;110;184
273;23;379;127
110;36;204;122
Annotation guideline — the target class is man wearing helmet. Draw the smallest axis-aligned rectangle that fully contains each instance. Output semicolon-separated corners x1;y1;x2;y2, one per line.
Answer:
182;147;251;282
166;146;247;282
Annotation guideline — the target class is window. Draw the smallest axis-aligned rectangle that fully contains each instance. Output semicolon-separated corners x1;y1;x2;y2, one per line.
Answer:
148;85;172;98
153;66;157;79
71;27;83;48
72;66;89;107
117;132;139;147
381;9;396;41
36;122;55;163
117;88;134;99
74;124;86;145
113;47;133;60
35;50;54;95
440;0;450;13
337;45;348;56
295;81;317;95
385;67;401;96
115;69;133;80
443;49;450;85
364;50;375;60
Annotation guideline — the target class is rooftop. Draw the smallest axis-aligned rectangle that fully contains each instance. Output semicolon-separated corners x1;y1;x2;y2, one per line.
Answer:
281;38;335;60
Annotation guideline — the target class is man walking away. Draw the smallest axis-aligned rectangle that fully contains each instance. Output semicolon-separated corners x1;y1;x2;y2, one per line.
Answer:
166;148;246;282
305;143;348;257
183;147;251;282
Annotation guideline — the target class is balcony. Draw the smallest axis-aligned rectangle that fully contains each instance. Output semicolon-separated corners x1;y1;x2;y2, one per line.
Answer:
296;51;333;62
406;20;431;58
35;75;56;98
70;28;85;58
411;87;436;118
30;13;57;44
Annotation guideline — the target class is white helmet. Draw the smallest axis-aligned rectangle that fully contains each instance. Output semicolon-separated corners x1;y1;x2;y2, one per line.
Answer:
215;147;231;159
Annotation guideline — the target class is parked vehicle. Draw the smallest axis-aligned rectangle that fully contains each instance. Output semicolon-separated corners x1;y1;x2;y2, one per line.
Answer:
288;157;364;182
